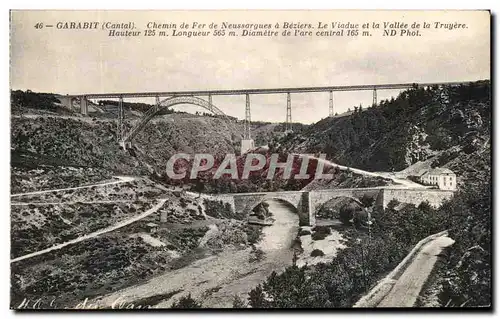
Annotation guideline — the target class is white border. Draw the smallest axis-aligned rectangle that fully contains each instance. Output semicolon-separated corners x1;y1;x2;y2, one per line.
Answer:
2;1;497;318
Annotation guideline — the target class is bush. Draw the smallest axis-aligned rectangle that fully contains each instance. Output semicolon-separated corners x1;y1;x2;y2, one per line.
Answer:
171;293;202;308
249;246;265;263
243;224;262;245
311;231;328;241
310;249;325;257
232;295;246;308
298;229;311;236
313;226;331;235
360;194;375;208
312;226;331;240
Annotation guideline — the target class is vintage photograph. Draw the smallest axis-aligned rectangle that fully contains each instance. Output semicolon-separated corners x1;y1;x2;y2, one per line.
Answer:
9;10;491;309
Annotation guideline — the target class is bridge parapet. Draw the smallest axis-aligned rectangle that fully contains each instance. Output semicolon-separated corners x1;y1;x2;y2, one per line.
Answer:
381;188;454;209
216;187;455;228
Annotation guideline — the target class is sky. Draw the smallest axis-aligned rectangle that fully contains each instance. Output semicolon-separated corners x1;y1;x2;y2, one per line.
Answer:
10;10;490;123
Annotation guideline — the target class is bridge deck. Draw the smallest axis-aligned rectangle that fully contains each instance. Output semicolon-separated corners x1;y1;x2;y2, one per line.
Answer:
223;186;453;197
64;81;481;99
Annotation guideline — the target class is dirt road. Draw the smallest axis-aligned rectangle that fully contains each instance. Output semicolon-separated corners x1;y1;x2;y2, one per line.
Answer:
10;176;135;198
10;199;166;264
302;155;426;189
377;235;455;307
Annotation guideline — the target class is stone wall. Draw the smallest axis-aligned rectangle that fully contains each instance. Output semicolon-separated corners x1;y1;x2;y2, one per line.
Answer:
381;188;454;208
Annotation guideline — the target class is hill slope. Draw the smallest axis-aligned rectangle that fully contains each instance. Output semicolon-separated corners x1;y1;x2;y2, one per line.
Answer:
11;113;243;184
280;81;491;185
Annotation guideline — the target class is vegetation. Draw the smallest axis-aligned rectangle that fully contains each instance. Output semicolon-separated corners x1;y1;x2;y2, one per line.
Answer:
310;249;325;257
232;295;247;308
244;180;492;308
437;181;491;307
203;199;238;219
311;226;331;241
281;81;490;172
170;294;203;308
11;232;179;308
11;201;156;258
11;90;61;112
249;245;265;263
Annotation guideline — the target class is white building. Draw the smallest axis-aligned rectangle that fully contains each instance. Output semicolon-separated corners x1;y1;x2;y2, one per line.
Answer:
419;167;457;190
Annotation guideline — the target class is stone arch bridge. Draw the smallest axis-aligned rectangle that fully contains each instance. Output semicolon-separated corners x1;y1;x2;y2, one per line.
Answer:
213;187;455;226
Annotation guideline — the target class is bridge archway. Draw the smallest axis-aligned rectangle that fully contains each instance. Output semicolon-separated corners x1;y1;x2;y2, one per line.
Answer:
122;96;241;144
315;196;370;227
236;192;311;226
249;196;300;226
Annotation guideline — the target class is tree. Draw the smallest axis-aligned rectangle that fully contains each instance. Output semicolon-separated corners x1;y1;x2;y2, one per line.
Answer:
171;294;203;308
339;202;360;225
360;194;375;208
248;284;266;308
232;295;247;308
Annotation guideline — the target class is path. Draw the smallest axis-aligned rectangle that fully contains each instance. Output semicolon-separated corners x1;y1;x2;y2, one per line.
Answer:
11;198;164;206
302;154;426;189
377;234;454;307
10;199;166;264
10;176;135;198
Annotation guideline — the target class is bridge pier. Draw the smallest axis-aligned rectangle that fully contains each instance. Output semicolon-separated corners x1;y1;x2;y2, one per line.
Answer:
58;95;74;111
373;87;377;106
241;93;255;154
118;96;124;141
155;95;160;112
285;92;292;132
80;96;88;115
329;91;334;117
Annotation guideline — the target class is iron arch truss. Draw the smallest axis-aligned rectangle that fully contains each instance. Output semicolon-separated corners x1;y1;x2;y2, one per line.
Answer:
121;96;242;144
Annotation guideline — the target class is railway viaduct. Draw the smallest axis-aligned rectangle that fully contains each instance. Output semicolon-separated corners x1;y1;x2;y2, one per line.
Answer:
58;81;478;153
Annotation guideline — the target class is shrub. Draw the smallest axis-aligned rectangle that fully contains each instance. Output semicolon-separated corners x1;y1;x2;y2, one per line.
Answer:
299;229;312;236
360;194;375;208
311;231;328;241
313;226;331;235
232;295;247;308
171;293;202;308
310;249;325;257
249;247;265;263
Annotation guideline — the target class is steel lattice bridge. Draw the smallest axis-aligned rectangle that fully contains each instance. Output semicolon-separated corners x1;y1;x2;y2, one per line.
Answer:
58;80;480;152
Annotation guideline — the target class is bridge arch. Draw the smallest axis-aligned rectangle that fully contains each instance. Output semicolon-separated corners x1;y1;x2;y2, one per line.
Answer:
248;196;300;215
234;192;311;226
122;96;241;144
315;195;371;227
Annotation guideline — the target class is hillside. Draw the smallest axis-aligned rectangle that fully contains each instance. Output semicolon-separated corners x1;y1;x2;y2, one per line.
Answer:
130;114;241;172
280;81;491;185
10;114;244;193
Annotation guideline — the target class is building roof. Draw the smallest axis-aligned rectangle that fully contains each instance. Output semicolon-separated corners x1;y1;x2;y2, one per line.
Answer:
146;222;158;227
420;167;455;176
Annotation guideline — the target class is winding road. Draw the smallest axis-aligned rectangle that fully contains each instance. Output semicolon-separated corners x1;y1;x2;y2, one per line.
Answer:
11;199;166;264
377;234;454;307
302;154;426;189
11;176;135;198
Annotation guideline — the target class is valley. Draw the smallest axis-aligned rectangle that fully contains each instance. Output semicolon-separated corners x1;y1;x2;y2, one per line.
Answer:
9;81;491;309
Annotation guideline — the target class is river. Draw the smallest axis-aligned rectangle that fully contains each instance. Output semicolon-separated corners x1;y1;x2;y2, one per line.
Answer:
92;199;300;308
